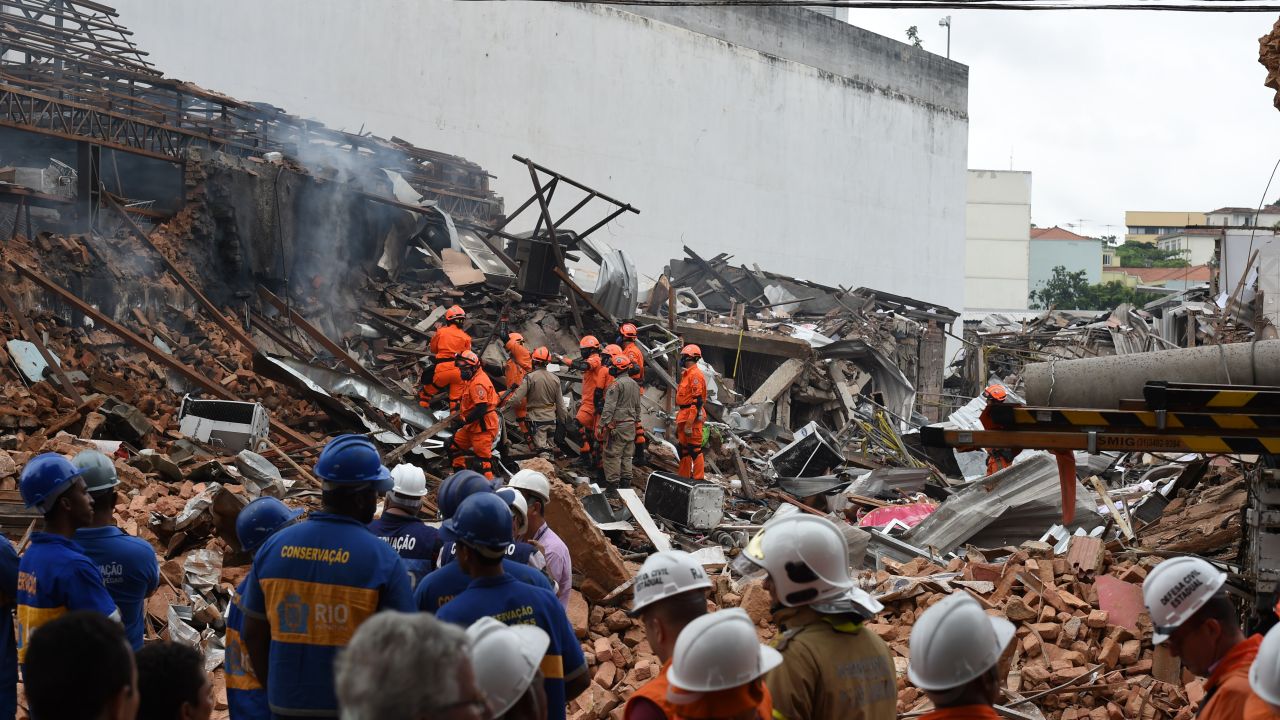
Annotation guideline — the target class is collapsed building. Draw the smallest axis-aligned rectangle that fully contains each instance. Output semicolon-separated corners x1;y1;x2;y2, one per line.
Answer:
0;3;1270;720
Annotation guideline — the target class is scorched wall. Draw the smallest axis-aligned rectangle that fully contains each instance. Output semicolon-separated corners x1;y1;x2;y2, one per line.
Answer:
110;0;970;311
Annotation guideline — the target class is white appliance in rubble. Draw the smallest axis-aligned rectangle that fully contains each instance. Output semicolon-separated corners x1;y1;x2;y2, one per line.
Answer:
177;395;270;452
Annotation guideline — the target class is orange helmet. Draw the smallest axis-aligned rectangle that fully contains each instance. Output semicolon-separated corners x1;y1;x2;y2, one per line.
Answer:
620;323;638;339
680;344;702;359
611;353;634;371
983;385;1008;403
445;305;466;321
532;346;551;363
604;344;623;357
455;350;481;368
508;332;525;344
579;335;601;350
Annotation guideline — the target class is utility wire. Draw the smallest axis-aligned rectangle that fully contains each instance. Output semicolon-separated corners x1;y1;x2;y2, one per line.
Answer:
460;0;1280;10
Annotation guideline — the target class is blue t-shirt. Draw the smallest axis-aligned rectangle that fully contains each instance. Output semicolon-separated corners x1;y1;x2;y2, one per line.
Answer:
225;578;269;720
0;539;17;720
367;513;440;588
16;533;117;666
74;526;160;650
414;557;552;613
240;514;413;717
436;574;586;720
440;539;539;566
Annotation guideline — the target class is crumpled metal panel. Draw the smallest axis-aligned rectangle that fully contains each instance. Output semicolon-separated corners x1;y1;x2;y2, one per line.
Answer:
817;339;916;430
6;339;57;383
579;236;637;319
903;453;1101;553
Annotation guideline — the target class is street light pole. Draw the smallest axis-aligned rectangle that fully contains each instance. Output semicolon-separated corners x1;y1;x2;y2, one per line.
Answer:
938;16;951;58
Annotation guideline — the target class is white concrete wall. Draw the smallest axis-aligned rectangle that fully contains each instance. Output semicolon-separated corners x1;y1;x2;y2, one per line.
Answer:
108;0;969;313
966;170;1032;311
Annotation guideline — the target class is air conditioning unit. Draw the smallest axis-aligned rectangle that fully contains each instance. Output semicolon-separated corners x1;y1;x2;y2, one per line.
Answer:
177;395;270;453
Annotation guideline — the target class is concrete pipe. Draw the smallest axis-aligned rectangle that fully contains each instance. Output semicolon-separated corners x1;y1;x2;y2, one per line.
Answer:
1023;340;1280;408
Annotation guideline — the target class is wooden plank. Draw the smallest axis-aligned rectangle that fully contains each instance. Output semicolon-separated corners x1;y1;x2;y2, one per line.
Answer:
676;322;811;360
440;248;486;287
617;488;672;553
827;361;863;421
1090;476;1135;540
745;358;807;405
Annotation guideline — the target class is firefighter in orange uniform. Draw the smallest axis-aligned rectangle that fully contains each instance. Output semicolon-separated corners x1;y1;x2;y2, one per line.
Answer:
675;344;707;481
978;384;1019;476
504;331;533;435
575;336;610;463
619;323;648;466
419;305;472;411
448;351;499;480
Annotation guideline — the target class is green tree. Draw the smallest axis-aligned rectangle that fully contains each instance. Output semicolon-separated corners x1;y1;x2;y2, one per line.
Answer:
1029;266;1161;310
1114;241;1189;268
906;26;923;47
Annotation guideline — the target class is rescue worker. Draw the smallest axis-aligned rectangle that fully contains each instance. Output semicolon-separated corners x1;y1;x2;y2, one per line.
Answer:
226;497;302;720
734;514;896;720
504;331;534;436
468;616;551;720
574;336;610;464
1143;556;1261;720
619;323;646;381
624;550;713;720
448;350;500;480
664;609;779;720
16;453;119;667
1247;623;1280;720
509;468;573;608
675;344;708;481
600;353;642;490
906;593;1015;720
415;471;553;612
619;323;648;466
435;492;589;720
978;385;1019;475
240;434;414;718
72;450;160;651
0;526;15;720
419;305;473;411
505;346;567;457
368;464;441;587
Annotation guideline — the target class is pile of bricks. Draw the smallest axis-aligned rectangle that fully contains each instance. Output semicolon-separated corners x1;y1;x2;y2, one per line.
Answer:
871;539;1193;720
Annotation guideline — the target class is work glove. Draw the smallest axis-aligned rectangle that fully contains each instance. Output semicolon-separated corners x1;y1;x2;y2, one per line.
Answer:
633;444;647;466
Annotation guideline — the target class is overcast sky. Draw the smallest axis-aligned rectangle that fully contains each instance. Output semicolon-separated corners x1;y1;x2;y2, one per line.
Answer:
844;7;1280;240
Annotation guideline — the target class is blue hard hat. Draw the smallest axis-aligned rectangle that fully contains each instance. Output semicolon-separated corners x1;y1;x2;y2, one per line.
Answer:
442;492;513;557
236;497;304;554
437;470;494;519
20;453;83;514
314;435;392;492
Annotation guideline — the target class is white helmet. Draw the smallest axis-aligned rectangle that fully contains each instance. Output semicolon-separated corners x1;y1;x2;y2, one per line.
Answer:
734;515;853;607
497;486;529;537
466;616;550;716
908;593;1015;691
390;464;428;498
1142;556;1227;645
509;468;551;505
665;609;782;696
1250;622;1280;707
630;550;713;616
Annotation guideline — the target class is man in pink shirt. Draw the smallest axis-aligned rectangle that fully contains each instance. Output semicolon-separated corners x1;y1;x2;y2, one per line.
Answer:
508;469;572;607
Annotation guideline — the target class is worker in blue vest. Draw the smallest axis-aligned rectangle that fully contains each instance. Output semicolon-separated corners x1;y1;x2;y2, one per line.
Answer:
435;492;588;720
240;435;414;718
367;464;440;587
0;530;16;720
72;450;160;651
16;453;118;669
226;497;303;720
414;470;552;613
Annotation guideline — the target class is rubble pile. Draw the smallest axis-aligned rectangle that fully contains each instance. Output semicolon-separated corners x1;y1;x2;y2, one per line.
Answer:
873;540;1195;720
